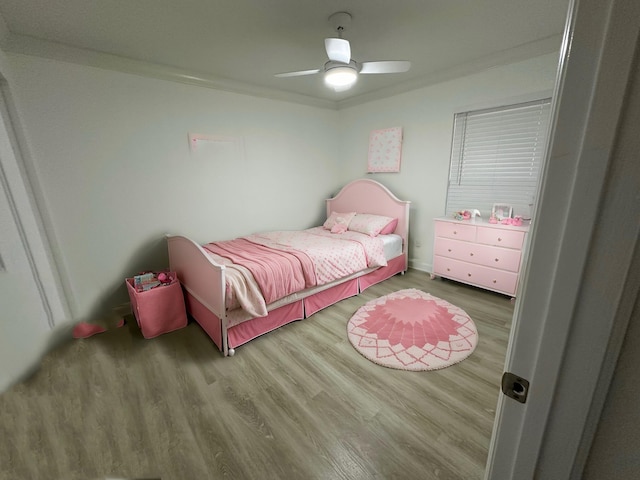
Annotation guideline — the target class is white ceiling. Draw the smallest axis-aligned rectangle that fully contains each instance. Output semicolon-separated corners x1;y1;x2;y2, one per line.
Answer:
0;0;570;108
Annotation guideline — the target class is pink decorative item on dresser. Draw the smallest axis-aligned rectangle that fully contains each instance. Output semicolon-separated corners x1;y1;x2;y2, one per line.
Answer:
431;217;529;299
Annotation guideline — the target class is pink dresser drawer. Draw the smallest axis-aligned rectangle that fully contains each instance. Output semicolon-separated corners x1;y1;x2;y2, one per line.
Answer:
435;237;522;272
476;226;525;249
434;237;471;258
434;220;476;242
474;244;522;272
433;256;519;296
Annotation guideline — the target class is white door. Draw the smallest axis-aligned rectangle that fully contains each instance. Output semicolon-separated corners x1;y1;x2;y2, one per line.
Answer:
486;0;640;478
0;155;51;391
0;84;67;392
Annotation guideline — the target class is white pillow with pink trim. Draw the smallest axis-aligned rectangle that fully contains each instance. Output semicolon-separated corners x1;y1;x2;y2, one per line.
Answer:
348;214;396;237
323;211;356;230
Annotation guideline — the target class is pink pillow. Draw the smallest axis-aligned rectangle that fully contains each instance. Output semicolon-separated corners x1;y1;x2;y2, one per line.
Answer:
330;223;348;234
348;214;396;237
323;211;356;230
379;218;398;235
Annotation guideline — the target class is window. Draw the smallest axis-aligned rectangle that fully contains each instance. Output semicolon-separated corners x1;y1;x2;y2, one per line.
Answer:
446;98;552;219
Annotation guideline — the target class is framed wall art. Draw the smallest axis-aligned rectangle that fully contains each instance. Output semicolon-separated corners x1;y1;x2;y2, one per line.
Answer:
367;126;403;173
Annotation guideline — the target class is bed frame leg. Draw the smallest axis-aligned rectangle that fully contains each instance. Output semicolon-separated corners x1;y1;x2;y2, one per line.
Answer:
222;320;230;357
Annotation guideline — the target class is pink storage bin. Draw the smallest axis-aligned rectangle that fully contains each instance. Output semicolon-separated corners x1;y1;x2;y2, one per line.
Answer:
126;273;188;339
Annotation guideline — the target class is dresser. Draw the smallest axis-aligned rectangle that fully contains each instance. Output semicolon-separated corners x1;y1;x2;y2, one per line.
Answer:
431;217;529;297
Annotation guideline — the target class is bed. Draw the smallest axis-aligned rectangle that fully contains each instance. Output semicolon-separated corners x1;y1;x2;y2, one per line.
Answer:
166;179;411;356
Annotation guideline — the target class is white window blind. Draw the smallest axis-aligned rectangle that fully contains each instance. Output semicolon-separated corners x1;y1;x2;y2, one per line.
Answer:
446;98;552;219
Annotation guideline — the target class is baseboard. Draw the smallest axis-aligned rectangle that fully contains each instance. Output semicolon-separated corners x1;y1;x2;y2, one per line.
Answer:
409;259;432;273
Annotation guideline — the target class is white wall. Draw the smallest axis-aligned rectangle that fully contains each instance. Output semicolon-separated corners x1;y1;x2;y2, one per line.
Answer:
338;53;560;271
4;51;559;324
6;54;341;322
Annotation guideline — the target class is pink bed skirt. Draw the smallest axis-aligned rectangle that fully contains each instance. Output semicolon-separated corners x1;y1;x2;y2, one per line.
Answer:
184;292;223;348
184;255;406;353
358;255;405;291
304;278;359;317
228;300;304;348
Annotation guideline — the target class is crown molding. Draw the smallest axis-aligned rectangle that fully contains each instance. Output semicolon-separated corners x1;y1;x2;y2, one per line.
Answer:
1;32;561;111
2;33;339;110
337;35;562;109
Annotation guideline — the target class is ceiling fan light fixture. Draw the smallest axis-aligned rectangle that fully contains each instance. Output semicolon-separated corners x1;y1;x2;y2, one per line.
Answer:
275;11;410;92
324;66;358;89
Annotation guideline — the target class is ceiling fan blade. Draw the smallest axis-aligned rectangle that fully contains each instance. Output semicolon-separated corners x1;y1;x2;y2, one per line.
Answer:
325;38;351;64
359;61;411;74
274;68;321;78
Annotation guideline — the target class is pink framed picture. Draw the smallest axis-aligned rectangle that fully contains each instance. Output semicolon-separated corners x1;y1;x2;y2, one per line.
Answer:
367;127;403;173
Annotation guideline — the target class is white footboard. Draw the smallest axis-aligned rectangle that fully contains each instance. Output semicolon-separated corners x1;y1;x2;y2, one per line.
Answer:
166;234;227;322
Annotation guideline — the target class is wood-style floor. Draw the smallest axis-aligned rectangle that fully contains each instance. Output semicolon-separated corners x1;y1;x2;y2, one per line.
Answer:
0;269;514;480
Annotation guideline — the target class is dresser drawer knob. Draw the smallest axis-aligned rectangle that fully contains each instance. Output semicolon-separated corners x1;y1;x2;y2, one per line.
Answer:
493;280;497;283
453;230;458;234
447;268;451;272
470;253;474;256
448;249;452;252
495;258;499;262
467;273;472;277
498;237;502;242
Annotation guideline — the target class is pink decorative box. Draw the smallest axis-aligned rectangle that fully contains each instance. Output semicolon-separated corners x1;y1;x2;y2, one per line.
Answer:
126;273;188;339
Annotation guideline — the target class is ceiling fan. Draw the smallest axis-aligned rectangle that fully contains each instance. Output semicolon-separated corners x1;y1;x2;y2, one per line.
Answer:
275;12;411;92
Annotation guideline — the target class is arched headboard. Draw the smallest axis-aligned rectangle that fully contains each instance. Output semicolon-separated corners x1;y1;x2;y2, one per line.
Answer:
326;179;411;269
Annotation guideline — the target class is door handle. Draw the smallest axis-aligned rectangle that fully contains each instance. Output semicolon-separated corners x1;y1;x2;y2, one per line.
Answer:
501;372;530;404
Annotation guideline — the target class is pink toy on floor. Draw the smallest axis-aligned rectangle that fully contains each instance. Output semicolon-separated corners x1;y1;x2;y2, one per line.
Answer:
72;319;125;338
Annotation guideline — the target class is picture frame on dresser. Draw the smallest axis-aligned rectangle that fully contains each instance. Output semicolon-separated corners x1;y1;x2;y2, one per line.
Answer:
492;204;513;220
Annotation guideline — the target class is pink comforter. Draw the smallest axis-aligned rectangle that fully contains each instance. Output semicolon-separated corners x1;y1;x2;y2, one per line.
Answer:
204;238;315;305
247;227;387;283
204;227;387;317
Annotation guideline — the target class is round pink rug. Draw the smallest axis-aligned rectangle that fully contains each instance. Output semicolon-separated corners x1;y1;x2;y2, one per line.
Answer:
347;289;478;371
